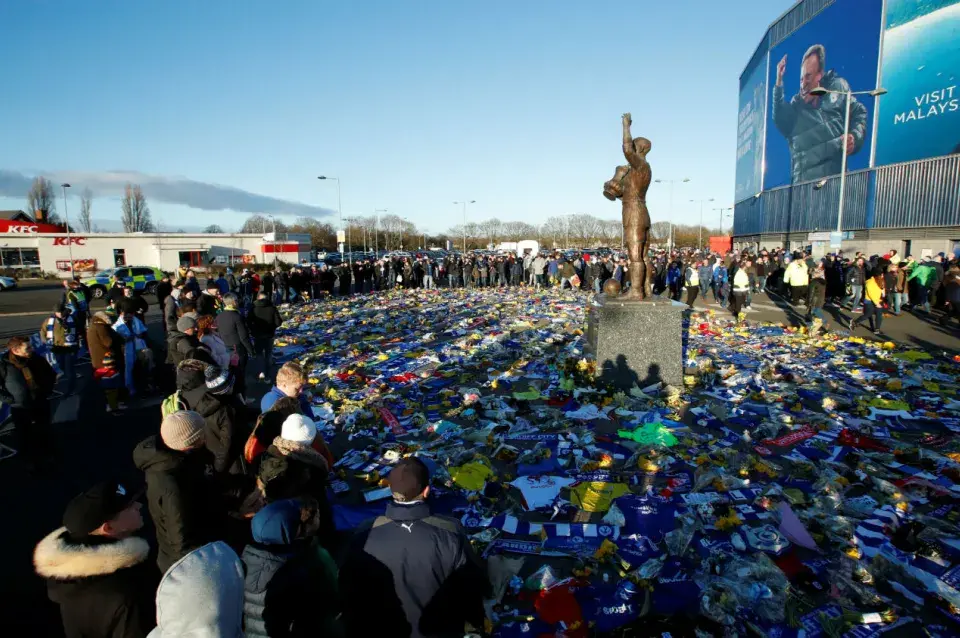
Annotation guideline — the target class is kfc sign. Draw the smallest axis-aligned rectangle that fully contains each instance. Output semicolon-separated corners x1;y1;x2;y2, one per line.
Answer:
53;237;86;246
0;220;69;234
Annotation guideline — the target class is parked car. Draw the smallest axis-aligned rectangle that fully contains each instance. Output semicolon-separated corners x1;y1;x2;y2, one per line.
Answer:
81;265;165;299
0;275;17;291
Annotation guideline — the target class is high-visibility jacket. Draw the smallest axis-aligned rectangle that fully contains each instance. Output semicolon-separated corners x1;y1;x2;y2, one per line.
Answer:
732;268;750;292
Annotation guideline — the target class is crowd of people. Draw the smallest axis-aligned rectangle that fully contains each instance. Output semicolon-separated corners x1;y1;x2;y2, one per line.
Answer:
277;251;634;301
13;267;487;637
6;244;960;637
647;246;960;333
31;356;486;637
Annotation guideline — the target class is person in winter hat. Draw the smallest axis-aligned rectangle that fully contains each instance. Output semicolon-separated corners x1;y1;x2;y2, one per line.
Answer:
34;481;156;638
257;414;335;547
241;497;341;638
179;364;248;474
149;541;244;638
134;410;214;573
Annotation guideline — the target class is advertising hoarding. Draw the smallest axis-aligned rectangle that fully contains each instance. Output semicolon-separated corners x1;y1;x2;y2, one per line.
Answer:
763;0;883;189
874;0;960;166
735;54;768;202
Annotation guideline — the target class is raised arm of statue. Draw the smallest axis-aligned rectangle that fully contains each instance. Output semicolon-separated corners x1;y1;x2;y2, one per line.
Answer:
621;112;642;169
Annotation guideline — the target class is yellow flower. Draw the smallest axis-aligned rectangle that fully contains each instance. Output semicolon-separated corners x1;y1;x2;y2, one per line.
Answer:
715;513;743;532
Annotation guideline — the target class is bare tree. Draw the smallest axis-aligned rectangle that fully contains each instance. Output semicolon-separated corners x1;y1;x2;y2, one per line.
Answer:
288;218;334;249
239;214;283;234
27;176;60;224
540;216;567;249
202;224;225;233
567;213;602;247
120;184;154;232
78;188;94;233
478;217;503;247
651;221;672;242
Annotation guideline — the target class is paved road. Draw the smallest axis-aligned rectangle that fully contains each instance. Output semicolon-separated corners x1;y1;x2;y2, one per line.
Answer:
0;280;163;344
683;288;960;354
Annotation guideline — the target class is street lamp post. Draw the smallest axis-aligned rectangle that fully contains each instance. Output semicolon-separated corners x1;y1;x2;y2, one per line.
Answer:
713;207;733;236
317;176;347;266
266;214;279;267
654;178;690;253
60;183;74;278
374;209;387;255
690;198;715;249
808;86;887;247
453;200;475;252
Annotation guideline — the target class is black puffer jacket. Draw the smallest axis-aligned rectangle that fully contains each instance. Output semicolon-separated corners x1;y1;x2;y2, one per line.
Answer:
34;528;157;638
133;435;213;574
247;299;282;338
165;331;213;366
241;533;337;637
0;351;56;408
772;70;868;183
216;309;254;356
339;500;487;638
181;385;248;475
773;71;867;183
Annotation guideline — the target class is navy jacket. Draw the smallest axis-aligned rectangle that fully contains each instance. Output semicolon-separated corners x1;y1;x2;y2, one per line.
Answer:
339;500;487;638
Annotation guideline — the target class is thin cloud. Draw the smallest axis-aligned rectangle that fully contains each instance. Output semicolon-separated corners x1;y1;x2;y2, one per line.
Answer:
0;169;333;219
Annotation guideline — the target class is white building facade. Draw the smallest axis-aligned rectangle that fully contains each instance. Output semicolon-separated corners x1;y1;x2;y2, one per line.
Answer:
0;228;311;277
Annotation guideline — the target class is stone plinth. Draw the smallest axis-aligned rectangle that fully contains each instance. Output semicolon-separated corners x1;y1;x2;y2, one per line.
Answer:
585;296;685;390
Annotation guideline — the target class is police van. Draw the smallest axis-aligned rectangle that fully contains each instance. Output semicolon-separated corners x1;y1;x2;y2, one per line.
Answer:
81;266;165;298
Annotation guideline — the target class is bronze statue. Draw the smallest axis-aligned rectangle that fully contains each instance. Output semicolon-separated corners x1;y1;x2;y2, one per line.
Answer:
603;113;652;299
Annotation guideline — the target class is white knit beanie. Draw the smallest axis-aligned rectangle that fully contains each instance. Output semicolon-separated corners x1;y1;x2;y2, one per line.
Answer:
161;410;205;451
280;414;317;445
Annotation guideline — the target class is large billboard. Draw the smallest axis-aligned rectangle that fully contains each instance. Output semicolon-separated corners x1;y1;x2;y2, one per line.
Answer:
735;54;768;202
874;0;960;166
763;0;883;190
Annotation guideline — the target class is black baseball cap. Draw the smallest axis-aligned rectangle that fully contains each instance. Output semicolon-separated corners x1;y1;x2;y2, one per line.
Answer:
387;457;430;502
63;481;141;538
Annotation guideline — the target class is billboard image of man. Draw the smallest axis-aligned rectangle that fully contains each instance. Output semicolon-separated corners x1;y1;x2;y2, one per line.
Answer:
773;44;868;183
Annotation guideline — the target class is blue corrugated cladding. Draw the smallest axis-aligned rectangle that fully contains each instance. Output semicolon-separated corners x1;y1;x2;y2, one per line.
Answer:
737;171;870;234
734;0;960;236
734;196;763;236
873;155;960;228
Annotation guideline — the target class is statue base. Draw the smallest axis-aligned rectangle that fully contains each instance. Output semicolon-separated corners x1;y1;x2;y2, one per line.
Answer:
585;295;686;390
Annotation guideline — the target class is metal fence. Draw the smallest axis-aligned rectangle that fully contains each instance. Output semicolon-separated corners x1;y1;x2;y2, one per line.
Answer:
873;155;960;229
735;156;960;236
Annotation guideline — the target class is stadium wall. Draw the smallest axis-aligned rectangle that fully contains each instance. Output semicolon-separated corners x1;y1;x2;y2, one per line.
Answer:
733;0;960;257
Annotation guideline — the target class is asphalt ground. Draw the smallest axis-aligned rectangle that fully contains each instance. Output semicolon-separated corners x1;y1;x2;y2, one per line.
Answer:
0;280;162;345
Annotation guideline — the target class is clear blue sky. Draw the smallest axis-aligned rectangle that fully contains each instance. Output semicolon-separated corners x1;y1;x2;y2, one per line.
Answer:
0;0;793;233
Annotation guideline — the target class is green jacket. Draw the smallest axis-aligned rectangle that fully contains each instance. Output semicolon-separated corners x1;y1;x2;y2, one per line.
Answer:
907;263;936;286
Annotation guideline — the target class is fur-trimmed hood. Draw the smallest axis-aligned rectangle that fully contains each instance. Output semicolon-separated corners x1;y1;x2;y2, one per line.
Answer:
34;527;150;580
269;436;329;471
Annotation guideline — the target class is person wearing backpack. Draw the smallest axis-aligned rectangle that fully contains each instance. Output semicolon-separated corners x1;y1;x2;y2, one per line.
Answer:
42;304;79;395
241;497;341;638
181;364;248;475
